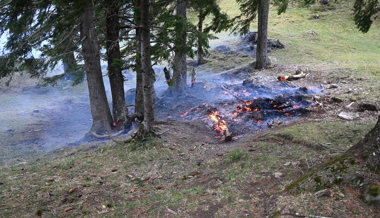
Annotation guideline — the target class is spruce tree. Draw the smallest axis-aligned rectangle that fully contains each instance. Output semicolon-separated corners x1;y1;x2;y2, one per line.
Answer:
0;0;114;134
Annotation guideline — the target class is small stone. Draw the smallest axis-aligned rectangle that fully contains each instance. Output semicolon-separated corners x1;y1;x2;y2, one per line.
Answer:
338;112;358;120
307;29;317;35
326;84;339;89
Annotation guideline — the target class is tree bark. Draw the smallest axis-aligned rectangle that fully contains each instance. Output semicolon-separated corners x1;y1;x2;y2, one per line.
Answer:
197;7;204;65
134;0;144;119
349;115;380;172
62;32;77;76
80;0;113;134
172;0;187;96
62;51;76;75
105;0;127;125
255;0;269;69
140;0;155;136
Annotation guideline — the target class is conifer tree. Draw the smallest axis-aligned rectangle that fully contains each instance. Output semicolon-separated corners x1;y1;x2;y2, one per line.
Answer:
0;0;114;134
232;0;288;69
189;0;230;65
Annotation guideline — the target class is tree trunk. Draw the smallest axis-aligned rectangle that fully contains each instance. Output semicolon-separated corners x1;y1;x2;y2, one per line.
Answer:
197;7;204;65
105;0;127;125
172;0;187;96
62;51;76;75
140;0;155;136
80;0;113;134
62;33;77;75
134;0;144;119
255;0;269;69
286;116;380;193
349;115;380;172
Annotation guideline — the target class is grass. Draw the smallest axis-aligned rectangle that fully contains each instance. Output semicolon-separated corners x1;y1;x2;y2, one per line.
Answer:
267;3;380;72
275;121;375;152
0;118;378;216
1;0;380;217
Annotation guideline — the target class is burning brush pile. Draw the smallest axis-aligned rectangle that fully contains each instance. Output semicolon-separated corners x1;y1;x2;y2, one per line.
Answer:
173;78;322;142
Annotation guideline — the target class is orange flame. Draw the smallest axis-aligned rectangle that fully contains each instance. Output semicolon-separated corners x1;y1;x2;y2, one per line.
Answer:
180;111;190;117
293;105;299;109
208;111;227;132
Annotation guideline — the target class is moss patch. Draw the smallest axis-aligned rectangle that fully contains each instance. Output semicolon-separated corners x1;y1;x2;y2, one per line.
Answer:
368;185;380;197
286;154;364;193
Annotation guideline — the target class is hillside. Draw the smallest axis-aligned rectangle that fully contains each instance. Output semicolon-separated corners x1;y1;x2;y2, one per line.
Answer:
0;1;380;217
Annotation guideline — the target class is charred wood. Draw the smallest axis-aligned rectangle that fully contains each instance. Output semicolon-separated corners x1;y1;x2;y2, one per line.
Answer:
224;125;232;142
278;71;306;81
191;67;196;88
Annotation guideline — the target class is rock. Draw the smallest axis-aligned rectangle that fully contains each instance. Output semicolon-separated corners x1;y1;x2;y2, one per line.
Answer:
267;39;285;49
320;0;330;5
326;84;339;89
338;112;359;121
307;29;317;35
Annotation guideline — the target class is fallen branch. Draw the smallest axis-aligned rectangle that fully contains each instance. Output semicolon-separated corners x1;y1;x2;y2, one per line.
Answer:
278;71;306;81
221;84;246;103
223;124;233;142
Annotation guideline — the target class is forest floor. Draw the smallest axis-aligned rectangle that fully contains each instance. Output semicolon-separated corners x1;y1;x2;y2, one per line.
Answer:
1;2;380;218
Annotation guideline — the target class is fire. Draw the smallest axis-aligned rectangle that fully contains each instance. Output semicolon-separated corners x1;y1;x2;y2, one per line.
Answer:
208;112;219;123
285;113;290;117
208;111;227;132
113;118;118;126
293;105;299;109
256;120;263;124
180;111;190;117
279;76;287;81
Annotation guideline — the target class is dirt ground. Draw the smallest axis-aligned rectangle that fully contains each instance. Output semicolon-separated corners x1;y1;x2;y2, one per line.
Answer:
1;36;380;217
